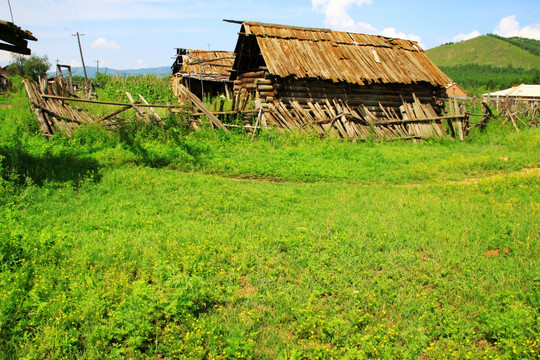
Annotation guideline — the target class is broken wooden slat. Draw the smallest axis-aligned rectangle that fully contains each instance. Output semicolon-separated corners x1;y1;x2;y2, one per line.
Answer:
177;83;229;131
125;91;146;120
139;94;163;124
96;105;132;123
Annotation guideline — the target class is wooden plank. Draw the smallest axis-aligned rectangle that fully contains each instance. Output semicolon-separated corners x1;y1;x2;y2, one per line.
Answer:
96;105;132;123
40;94;186;108
139;94;163;124
0;42;31;55
277;101;301;129
267;102;291;130
251;106;263;140
125;92;146;120
177;83;229;131
506;110;521;133
22;79;55;135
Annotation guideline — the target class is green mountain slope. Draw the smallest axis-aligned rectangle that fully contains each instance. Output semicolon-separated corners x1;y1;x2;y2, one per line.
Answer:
486;34;540;57
426;35;540;70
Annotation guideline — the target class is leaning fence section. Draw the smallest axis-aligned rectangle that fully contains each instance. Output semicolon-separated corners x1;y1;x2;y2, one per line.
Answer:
258;96;468;141
21;77;490;142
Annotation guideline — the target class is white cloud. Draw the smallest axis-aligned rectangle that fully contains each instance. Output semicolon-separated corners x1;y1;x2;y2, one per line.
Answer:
91;38;120;50
381;28;425;48
494;15;540;39
452;30;481;42
69;60;82;67
312;0;372;30
312;0;425;48
136;59;149;68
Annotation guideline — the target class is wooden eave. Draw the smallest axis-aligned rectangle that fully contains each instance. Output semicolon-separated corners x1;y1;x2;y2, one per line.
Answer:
0;21;37;55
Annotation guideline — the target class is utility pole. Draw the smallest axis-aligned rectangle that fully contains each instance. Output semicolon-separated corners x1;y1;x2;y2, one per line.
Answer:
72;32;88;82
95;60;100;76
7;0;14;23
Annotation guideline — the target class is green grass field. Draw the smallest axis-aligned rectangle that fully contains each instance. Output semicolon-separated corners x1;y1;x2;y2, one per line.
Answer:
1;79;539;359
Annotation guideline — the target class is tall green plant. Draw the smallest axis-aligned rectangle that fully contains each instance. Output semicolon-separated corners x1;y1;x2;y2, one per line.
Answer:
98;74;175;104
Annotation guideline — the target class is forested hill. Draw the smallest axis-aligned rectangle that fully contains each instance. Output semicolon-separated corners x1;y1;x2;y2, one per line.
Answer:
426;35;540;69
486;34;540;57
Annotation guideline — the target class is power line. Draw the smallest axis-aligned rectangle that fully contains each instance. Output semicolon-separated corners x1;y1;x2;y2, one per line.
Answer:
46;0;71;31
53;0;72;27
64;0;82;32
67;0;83;32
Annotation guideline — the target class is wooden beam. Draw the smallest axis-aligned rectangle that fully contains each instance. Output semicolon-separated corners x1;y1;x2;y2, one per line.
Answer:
176;83;229;131
139;94;163;124
0;42;31;55
125;92;146;119
0;33;28;47
40;94;258;115
96;105;132;123
41;94;185;108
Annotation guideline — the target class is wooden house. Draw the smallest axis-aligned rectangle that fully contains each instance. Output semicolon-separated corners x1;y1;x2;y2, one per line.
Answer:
446;82;468;98
171;48;235;100
228;21;456;140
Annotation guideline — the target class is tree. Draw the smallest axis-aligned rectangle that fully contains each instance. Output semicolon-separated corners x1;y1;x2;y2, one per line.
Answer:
533;69;540;85
5;54;51;81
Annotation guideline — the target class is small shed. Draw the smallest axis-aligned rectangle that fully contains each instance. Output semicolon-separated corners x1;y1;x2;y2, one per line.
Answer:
171;48;235;100
228;21;454;139
446;82;468;98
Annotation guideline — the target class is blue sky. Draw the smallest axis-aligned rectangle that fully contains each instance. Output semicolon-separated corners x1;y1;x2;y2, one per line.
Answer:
1;0;539;70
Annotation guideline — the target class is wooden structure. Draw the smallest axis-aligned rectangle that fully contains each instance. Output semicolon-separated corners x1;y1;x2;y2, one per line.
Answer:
483;85;540;130
483;84;540;104
171;49;235;100
23;76;232;137
227;21;464;140
23;78;95;137
0;67;11;92
446;82;468;98
0;20;37;55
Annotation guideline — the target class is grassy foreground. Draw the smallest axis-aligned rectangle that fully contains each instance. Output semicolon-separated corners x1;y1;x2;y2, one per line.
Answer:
1;80;539;359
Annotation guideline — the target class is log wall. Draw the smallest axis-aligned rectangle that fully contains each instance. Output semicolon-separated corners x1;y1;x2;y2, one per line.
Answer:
232;70;465;141
234;72;446;119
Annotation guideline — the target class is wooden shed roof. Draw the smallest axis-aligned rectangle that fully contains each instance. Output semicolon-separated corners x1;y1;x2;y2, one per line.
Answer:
0;20;37;55
175;50;235;82
233;21;451;87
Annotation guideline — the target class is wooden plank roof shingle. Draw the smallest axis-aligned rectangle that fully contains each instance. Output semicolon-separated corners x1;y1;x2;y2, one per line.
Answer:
175;50;235;82
236;21;451;87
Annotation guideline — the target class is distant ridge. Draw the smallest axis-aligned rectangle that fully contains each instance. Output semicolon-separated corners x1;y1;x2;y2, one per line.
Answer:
426;35;540;70
48;66;172;78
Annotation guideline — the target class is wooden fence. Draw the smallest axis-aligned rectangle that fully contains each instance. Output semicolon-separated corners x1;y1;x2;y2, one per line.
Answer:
24;77;476;141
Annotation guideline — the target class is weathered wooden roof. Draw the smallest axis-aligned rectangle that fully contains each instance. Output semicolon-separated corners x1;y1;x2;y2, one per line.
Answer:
0;20;37;55
175;50;235;82
234;21;451;87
